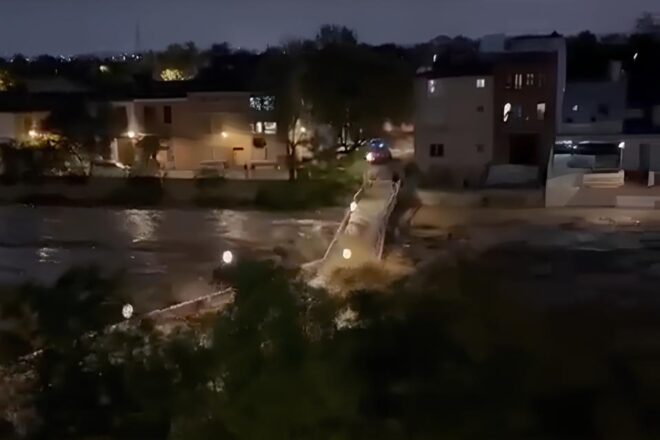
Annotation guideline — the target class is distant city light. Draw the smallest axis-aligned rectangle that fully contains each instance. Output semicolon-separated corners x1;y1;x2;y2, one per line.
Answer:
300;126;307;134
342;248;352;260
350;201;358;212
365;152;375;162
222;250;234;265
634;52;639;61
99;65;109;73
28;129;38;138
122;303;134;319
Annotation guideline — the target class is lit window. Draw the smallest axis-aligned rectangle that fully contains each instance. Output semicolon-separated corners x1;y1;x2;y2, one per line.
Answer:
263;122;277;134
427;80;436;96
503;103;512;122
476;78;486;88
429;143;444;157
537;102;546;120
525;73;535;86
249;96;261;110
262;96;275;111
254;122;263;134
514;74;523;90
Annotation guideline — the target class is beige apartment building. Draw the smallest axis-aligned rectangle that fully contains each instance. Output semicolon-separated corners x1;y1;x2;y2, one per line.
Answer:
112;91;286;170
414;69;494;187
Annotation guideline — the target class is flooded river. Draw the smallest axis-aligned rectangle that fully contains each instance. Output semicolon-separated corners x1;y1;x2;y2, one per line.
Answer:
0;206;340;309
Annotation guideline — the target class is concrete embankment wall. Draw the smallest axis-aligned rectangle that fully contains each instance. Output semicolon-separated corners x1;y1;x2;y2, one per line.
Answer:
416;188;544;208
0;177;286;206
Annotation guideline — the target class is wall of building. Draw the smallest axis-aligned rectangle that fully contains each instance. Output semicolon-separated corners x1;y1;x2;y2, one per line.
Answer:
560;81;626;135
0;113;16;140
493;53;558;171
129;93;286;170
414;75;494;187
508;36;566;129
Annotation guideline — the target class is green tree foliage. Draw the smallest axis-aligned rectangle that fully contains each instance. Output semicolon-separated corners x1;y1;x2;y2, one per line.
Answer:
42;100;126;168
4;259;660;438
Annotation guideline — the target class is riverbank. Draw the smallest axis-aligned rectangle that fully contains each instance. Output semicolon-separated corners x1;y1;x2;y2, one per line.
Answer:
0;176;355;210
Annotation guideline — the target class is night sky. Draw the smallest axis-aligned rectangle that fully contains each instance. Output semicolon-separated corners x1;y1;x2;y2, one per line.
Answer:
0;0;657;55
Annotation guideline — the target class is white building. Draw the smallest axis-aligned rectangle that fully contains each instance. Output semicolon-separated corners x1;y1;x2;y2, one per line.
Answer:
414;67;494;188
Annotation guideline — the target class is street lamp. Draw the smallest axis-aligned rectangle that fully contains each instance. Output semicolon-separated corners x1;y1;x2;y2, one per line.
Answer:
342;248;352;260
127;130;136;139
300;126;307;134
122;303;134;319
221;131;228;138
28;129;38;139
222;250;234;265
350;201;358;212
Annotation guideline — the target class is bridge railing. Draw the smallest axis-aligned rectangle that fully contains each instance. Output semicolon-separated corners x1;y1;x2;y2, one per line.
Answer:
321;185;365;263
374;180;401;259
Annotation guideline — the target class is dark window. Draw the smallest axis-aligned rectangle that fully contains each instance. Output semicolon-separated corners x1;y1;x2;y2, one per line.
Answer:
163;105;172;124
476;144;485;153
477;105;485;113
565;117;574;123
112;106;129;132
590;116;597;122
514;104;523;119
598;104;609;116
538;74;547;87
505;74;512;89
144;106;157;131
430;143;444;157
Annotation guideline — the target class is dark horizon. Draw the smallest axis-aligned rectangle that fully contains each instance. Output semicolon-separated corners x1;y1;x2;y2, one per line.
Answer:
0;0;658;56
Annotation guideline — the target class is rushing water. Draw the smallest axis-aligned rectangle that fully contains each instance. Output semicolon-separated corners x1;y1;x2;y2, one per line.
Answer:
0;206;340;309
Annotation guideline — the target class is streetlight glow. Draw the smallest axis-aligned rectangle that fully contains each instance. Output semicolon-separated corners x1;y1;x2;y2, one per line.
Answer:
127;130;136;139
350;201;358;212
342;248;352;260
28;129;38;138
221;131;228;138
222;250;234;265
300;126;307;134
618;141;626;150
122;303;134;319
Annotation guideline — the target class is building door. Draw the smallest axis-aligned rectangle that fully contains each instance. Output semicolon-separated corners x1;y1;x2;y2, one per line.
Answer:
509;134;539;165
232;147;246;166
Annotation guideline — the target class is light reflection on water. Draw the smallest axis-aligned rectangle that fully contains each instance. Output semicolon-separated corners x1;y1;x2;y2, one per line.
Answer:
0;206;337;308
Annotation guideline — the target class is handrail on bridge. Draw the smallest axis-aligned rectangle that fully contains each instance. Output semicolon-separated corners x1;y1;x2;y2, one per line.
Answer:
321;177;401;264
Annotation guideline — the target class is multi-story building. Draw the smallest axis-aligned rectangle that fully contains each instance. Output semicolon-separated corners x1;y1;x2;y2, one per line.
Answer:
111;89;286;170
414;63;494;187
492;52;558;170
415;34;566;187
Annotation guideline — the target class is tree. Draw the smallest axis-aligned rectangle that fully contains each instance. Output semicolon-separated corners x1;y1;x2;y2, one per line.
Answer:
316;24;358;48
42;100;125;172
635;12;660;34
0;69;16;91
255;44;313;181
